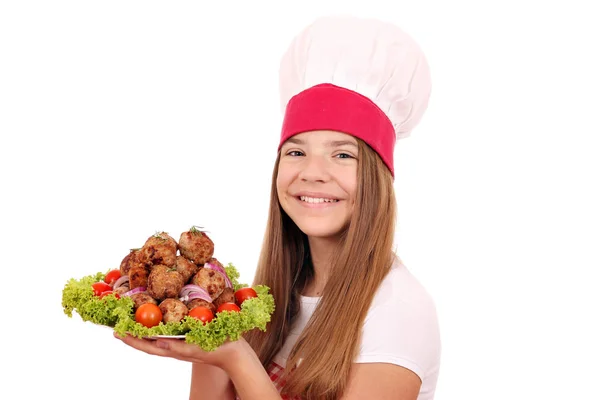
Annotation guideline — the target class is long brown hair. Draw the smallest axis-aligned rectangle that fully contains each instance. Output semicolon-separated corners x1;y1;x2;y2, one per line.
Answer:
245;139;397;399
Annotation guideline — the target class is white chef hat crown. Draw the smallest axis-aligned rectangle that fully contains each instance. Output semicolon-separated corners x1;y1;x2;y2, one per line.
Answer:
278;15;432;176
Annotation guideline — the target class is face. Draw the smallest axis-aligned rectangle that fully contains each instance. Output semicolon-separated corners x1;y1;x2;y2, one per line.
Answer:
277;130;358;239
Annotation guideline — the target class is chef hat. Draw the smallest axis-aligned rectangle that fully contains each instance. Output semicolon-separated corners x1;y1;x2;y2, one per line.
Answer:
278;15;432;177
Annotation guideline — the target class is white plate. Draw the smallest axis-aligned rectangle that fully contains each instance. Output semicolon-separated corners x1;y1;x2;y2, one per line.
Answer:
144;334;186;340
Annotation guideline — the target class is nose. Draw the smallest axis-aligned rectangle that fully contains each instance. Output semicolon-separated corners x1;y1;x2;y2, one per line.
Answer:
298;154;330;183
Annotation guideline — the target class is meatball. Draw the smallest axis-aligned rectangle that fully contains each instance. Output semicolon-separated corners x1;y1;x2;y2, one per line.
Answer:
138;232;178;267
158;298;189;323
130;292;157;309
187;298;216;314
114;285;130;296
213;287;235;309
179;228;214;265
191;268;225;300
147;264;185;301
120;248;144;275
128;265;149;289
175;256;198;284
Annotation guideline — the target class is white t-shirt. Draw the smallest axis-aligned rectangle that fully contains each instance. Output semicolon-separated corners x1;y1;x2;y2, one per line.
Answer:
272;257;441;400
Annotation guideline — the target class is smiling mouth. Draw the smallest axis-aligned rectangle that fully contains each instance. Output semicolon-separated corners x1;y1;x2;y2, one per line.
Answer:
298;196;339;204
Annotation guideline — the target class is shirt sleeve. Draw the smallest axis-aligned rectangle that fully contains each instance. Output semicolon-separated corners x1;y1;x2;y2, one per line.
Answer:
354;276;441;382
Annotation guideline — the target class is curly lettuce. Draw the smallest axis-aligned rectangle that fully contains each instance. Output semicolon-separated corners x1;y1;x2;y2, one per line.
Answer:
61;265;275;352
183;285;275;350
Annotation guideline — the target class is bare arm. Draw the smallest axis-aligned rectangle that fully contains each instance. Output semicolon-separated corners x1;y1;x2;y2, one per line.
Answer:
340;363;421;400
189;363;236;400
219;339;281;400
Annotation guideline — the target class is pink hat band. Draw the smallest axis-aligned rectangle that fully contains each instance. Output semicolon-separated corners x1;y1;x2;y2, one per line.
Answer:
278;83;396;177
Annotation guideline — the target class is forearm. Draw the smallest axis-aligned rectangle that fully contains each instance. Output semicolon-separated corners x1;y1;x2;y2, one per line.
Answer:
190;363;236;400
222;342;281;400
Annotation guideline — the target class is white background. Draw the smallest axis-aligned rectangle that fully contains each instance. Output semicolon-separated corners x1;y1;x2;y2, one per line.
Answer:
1;1;599;399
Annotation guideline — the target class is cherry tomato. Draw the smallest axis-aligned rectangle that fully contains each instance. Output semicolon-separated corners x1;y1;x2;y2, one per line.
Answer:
135;303;163;328
104;269;121;285
188;306;214;324
234;287;258;306
99;290;120;299
92;282;112;296
216;302;241;313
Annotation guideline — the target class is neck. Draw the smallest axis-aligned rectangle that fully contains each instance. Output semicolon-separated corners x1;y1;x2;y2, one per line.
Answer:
304;236;338;296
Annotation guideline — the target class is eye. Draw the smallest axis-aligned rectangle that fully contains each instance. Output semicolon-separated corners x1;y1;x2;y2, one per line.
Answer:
286;150;304;157
335;153;354;159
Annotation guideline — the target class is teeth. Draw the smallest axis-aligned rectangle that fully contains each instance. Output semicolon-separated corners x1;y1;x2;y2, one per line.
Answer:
300;196;338;203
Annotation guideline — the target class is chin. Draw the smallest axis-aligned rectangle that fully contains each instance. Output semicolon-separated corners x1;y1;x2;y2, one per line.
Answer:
293;219;347;239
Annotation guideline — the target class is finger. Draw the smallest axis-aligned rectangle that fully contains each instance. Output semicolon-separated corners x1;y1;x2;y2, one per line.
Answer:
154;338;208;359
114;332;180;359
154;337;240;367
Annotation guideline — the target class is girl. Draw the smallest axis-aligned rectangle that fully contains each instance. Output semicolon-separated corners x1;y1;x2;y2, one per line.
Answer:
116;15;441;400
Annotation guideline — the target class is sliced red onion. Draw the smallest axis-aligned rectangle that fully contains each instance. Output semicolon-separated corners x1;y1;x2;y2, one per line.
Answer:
112;275;130;290
122;287;146;297
180;284;211;299
204;262;232;289
186;291;213;303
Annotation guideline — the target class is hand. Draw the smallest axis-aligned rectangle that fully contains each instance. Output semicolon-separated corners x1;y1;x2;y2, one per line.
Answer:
113;332;244;370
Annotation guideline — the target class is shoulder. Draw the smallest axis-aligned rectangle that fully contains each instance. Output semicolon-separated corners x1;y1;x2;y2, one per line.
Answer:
357;257;441;386
367;257;438;317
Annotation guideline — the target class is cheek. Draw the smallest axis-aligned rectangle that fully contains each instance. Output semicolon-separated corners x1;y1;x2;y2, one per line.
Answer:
341;171;358;203
276;169;291;201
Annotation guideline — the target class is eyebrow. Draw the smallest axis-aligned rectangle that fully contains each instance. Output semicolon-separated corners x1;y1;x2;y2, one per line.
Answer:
286;138;358;148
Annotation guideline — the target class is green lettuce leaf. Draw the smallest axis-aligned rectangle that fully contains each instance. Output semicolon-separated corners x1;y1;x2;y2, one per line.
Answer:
62;264;275;351
184;285;275;351
62;270;136;327
224;262;248;291
61;272;104;317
